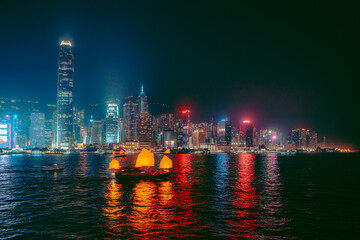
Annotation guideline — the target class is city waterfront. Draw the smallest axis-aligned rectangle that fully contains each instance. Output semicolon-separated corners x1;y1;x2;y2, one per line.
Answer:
1;153;359;239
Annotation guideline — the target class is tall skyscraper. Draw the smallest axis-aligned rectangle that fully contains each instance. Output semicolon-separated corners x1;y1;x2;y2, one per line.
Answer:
123;98;138;141
177;109;191;149
240;120;254;147
105;103;119;144
30;112;45;148
106;104;119;118
138;84;148;114
137;85;152;143
216;118;231;146
56;40;74;149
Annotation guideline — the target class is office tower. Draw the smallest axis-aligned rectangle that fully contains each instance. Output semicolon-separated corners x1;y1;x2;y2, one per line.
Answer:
11;114;18;148
118;118;125;142
216;118;231;146
91;120;104;145
105;104;119;144
73;108;85;144
138;84;148;114
192;129;206;149
30;112;45;148
176;109;191;149
106;104;119;118
137;86;152;143
105;118;119;144
56;40;74;149
0;118;11;149
240;120;254;147
309;130;318;150
44;119;54;148
123;98;138;141
163;130;177;149
216;120;226;144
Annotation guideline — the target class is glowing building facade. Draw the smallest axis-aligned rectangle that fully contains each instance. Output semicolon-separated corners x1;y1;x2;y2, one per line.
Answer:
30;112;45;148
56;40;74;149
137;86;152;143
176;109;191;149
123;99;138;141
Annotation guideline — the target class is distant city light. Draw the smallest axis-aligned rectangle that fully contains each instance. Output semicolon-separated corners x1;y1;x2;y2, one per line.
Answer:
221;118;226;122
243;120;250;123
272;136;277;140
181;110;189;114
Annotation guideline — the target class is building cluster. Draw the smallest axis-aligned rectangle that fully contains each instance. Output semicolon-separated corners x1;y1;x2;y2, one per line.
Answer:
0;40;320;153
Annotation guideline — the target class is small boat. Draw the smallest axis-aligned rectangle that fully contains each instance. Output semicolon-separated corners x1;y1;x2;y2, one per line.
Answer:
109;148;173;181
42;164;63;172
111;148;127;158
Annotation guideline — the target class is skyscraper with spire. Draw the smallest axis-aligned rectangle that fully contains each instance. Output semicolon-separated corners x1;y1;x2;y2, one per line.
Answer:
56;40;74;149
137;85;152;143
138;84;148;114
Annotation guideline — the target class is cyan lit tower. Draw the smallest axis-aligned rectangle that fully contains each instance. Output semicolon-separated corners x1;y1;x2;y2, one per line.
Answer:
106;104;119;118
105;104;119;144
56;40;74;149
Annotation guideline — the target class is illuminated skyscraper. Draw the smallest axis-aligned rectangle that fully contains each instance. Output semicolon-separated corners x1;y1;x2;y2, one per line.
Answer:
123;98;138;141
105;104;119;144
30;112;45;148
56;40;74;149
137;86;152;143
216;118;231;146
106;104;119;118
138;84;148;114
240;120;254;147
176;109;191;149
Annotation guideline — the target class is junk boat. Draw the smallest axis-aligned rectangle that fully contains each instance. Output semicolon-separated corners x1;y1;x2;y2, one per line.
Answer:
111;148;127;158
42;164;63;172
109;148;173;181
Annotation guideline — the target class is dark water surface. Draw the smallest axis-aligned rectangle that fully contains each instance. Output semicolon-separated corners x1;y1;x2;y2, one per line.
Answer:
0;153;359;239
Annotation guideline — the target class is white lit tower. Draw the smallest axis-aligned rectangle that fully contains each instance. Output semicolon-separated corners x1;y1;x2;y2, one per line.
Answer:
56;40;74;149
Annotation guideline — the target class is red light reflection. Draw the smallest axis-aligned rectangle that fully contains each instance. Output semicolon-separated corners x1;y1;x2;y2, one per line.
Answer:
227;153;258;239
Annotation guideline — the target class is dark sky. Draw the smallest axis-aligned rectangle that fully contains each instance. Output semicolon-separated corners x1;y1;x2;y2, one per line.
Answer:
0;0;359;148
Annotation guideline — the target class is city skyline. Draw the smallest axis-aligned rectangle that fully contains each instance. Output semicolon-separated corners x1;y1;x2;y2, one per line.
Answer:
0;1;359;148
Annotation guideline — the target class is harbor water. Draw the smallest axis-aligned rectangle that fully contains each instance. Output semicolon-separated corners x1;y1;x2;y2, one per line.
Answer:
0;153;359;239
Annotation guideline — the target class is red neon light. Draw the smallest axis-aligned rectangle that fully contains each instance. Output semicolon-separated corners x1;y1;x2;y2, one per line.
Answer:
181;110;188;114
243;120;250;123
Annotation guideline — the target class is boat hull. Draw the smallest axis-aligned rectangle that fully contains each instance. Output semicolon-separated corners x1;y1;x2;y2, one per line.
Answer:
115;170;173;181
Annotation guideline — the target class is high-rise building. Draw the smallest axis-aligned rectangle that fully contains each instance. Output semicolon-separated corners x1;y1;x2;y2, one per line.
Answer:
106;104;119;118
105;104;119;144
44;119;54;148
30;112;45;148
137;86;152;143
309;130;318;150
176;109;191;149
163;130;177;149
0;117;11;149
138;113;152;142
123;98;138;141
192;129;206;149
91;120;104;145
138;84;148;114
216;118;231;146
56;40;74;149
105;118;119;144
240;120;254;147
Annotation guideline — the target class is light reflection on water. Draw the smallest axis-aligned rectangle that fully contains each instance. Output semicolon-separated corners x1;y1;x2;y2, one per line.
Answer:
2;153;357;239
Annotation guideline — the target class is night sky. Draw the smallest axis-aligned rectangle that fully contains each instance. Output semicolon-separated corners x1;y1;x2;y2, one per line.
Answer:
0;0;359;148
